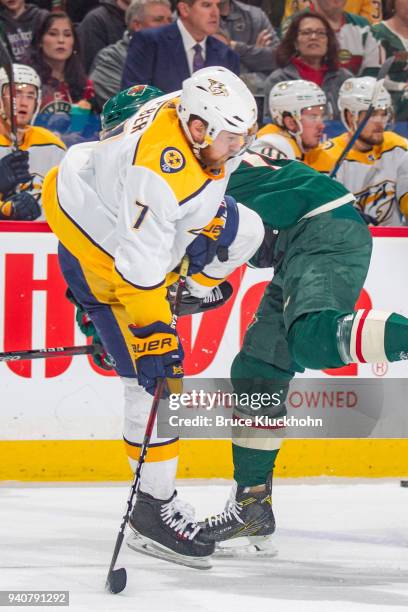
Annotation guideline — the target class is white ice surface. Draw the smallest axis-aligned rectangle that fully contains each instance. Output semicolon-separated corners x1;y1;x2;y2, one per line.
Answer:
0;479;407;612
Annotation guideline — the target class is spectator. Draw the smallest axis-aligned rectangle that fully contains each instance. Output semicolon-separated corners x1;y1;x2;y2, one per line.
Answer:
26;12;95;139
0;63;66;221
372;0;408;120
283;0;382;24
219;0;279;94
121;0;239;92
311;0;384;75
65;0;99;23
243;0;285;30
30;1;65;9
0;0;48;61
78;0;130;73
264;12;351;120
91;0;172;110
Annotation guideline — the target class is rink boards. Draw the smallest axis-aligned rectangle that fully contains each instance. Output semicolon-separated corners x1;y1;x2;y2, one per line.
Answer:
1;221;408;481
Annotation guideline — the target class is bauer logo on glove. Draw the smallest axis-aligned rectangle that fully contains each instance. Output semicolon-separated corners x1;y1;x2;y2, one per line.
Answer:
131;335;178;357
129;321;184;396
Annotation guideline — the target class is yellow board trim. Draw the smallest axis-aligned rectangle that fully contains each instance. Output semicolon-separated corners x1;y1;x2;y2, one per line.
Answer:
1;440;408;481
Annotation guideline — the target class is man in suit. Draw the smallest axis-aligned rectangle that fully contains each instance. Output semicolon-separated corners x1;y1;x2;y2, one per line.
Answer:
121;0;240;92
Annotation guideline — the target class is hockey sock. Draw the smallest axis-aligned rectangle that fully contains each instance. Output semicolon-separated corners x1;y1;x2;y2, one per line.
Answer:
233;444;280;487
383;313;408;362
231;352;287;487
336;310;408;364
288;310;347;369
290;309;408;368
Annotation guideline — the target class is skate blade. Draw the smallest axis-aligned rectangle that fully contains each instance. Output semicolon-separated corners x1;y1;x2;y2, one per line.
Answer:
214;535;278;559
126;532;212;570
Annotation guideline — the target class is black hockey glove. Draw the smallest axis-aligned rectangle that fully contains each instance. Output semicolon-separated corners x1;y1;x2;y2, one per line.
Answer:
0;150;31;195
0;192;41;221
250;225;280;269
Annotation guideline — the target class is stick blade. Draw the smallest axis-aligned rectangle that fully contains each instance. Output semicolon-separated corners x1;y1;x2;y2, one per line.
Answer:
105;567;127;594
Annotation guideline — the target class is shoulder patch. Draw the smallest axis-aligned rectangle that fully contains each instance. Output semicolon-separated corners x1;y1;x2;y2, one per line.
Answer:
160;147;185;174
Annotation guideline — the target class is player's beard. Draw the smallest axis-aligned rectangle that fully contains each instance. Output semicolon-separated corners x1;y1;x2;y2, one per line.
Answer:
198;147;228;169
358;131;384;148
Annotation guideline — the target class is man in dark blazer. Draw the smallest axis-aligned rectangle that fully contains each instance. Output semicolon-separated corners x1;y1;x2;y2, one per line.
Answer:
121;0;240;92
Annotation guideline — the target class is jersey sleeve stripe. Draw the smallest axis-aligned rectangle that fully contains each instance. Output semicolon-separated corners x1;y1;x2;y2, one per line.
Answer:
300;193;356;220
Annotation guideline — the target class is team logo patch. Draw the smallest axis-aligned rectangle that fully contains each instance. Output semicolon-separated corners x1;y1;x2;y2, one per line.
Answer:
208;79;228;96
160;147;185;173
127;84;147;96
338;48;352;63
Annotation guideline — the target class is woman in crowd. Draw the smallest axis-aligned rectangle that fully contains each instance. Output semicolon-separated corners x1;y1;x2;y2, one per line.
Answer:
25;11;96;141
372;0;408;120
264;12;352;120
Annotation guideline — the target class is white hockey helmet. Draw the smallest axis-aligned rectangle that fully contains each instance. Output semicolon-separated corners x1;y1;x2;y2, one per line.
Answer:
338;76;392;131
269;79;327;129
0;64;42;123
177;66;258;155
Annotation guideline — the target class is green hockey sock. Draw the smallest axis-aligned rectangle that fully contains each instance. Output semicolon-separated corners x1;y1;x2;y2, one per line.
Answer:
233;444;280;487
385;313;408;362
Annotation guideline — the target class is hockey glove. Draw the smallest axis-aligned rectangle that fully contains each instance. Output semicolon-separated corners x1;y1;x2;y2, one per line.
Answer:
129;321;184;396
0;150;31;195
65;288;115;371
250;225;280;269
0;192;41;221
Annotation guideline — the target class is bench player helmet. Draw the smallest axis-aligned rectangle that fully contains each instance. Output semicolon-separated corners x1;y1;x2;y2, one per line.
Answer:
100;84;164;138
338;76;393;131
177;66;258;156
269;80;327;133
0;63;42;123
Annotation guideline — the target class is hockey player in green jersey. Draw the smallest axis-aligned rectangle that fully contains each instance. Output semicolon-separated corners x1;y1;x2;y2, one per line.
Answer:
199;150;408;553
98;86;408;558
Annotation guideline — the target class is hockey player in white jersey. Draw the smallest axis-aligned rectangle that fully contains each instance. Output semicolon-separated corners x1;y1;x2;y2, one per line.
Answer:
43;68;264;568
319;76;408;225
251;80;328;167
0;64;66;222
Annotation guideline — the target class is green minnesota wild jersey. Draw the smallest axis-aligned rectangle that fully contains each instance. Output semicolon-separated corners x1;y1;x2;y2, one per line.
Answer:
227;151;355;229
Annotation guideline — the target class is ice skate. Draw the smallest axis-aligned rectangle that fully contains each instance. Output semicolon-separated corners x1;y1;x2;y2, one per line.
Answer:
127;490;215;569
199;476;278;558
167;281;233;316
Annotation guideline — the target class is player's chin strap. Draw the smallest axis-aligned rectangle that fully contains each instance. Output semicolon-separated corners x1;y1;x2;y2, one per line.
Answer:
287;115;305;155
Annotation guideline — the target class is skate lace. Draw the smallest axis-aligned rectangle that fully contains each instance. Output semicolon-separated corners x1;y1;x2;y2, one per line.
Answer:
160;497;201;540
203;286;222;304
206;499;244;528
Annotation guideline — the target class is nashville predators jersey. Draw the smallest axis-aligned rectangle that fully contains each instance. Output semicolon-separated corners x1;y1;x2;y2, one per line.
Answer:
48;94;240;292
252;123;332;171
252;123;302;161
0;126;66;220
320;131;408;225
283;0;382;24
